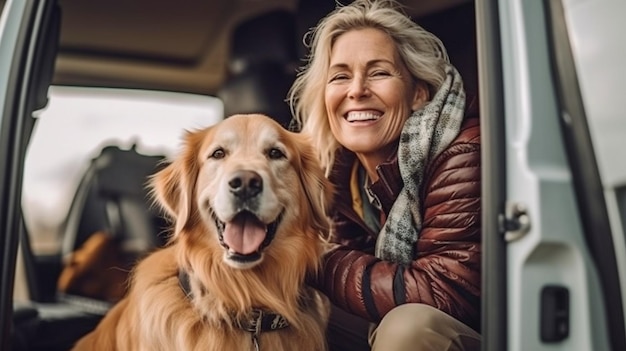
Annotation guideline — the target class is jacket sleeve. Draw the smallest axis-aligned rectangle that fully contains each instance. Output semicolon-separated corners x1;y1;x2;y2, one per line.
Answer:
317;121;481;331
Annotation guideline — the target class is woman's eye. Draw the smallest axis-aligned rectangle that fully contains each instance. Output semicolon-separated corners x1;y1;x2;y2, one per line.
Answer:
268;148;285;160
329;74;349;83
210;148;226;159
371;70;391;77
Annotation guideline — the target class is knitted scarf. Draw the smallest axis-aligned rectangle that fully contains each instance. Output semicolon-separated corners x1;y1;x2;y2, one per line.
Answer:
374;64;466;264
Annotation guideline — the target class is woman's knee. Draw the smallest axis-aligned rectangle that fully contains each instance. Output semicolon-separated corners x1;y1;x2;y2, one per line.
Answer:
370;304;480;351
374;304;442;342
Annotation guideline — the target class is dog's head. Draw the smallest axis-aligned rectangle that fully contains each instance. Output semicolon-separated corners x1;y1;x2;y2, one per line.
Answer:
151;114;333;269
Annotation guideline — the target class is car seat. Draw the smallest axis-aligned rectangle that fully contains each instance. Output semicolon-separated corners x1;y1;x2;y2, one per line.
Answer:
54;144;168;301
61;144;168;259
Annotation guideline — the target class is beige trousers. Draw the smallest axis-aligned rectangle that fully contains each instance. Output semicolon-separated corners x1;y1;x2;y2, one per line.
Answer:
327;303;481;351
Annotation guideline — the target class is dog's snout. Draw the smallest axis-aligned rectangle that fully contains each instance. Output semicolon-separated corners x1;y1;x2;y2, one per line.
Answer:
229;170;263;198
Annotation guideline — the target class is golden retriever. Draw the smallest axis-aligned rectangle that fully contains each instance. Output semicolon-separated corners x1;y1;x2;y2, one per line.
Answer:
72;114;332;351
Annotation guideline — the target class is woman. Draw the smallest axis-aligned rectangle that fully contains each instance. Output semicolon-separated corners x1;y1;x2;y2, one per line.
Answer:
288;0;481;350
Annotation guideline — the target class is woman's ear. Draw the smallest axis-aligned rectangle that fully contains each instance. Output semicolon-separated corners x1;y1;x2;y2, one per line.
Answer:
411;80;430;111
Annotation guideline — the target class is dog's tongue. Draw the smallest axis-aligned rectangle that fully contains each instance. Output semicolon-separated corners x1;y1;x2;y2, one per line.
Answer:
223;212;267;255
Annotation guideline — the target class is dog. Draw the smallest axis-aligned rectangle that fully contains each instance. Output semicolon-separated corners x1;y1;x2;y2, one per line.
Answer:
72;114;332;351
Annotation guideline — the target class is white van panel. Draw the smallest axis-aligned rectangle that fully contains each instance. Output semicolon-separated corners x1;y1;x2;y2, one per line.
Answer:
498;0;611;349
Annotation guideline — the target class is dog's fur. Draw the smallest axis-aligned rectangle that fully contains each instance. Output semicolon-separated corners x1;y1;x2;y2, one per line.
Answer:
72;114;332;351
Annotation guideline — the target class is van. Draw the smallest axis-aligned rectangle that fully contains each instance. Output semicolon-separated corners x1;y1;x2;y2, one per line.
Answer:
0;0;624;350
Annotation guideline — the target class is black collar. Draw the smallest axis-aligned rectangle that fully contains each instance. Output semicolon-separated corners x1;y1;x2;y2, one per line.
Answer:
178;270;290;335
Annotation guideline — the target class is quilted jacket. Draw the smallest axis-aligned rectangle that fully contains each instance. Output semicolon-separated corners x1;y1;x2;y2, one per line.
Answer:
317;116;481;332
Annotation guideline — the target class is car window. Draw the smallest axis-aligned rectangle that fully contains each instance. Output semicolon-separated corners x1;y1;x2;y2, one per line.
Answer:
569;2;626;188
22;86;223;255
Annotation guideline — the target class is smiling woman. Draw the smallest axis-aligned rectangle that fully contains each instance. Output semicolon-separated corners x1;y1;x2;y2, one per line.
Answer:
288;1;481;350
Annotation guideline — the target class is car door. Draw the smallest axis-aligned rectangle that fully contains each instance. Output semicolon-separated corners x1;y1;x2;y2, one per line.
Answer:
478;0;626;350
0;0;59;349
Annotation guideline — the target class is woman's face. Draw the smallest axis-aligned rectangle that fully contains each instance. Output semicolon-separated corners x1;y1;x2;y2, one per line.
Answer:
325;28;428;166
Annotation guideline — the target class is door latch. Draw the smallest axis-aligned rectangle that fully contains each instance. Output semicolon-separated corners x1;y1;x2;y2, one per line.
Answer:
499;202;531;242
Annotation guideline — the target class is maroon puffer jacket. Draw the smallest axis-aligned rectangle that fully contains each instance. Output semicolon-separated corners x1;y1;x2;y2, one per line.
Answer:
319;117;481;332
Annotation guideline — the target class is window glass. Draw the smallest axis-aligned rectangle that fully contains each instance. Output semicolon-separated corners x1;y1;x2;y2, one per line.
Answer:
22;86;223;254
568;3;626;187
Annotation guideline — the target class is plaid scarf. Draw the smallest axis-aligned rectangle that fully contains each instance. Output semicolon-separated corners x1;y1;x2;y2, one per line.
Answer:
374;64;466;264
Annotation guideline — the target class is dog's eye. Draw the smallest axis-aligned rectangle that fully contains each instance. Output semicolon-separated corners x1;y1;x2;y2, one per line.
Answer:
210;148;226;159
268;148;285;160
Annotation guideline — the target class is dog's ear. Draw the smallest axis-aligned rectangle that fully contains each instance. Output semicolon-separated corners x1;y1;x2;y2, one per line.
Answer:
295;134;334;240
150;129;204;235
150;160;185;222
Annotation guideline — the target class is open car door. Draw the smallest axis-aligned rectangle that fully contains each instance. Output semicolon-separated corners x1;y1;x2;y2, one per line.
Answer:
479;0;626;350
0;0;60;349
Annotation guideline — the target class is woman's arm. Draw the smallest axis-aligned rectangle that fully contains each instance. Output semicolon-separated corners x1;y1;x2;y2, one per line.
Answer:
318;119;481;331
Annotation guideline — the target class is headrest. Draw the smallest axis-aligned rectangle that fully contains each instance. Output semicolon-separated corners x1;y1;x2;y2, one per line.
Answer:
229;10;297;74
217;62;295;128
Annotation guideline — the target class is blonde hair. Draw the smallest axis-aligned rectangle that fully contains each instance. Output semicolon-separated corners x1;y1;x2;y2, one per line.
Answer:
288;0;450;172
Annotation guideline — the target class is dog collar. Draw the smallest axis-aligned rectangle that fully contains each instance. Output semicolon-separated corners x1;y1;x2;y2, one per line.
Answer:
235;308;290;333
178;270;290;348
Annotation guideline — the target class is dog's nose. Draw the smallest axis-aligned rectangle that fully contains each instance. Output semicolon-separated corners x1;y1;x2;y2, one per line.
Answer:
229;170;263;199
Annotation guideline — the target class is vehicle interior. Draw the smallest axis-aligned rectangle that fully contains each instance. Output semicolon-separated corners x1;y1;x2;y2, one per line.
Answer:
6;0;481;349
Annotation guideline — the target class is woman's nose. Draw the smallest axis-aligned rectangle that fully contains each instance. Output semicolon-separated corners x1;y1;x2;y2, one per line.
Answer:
347;76;370;99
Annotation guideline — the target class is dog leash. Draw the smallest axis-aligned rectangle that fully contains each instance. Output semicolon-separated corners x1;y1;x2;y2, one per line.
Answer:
178;270;291;350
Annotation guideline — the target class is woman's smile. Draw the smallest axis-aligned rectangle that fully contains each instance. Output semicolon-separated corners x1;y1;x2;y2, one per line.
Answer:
345;110;382;122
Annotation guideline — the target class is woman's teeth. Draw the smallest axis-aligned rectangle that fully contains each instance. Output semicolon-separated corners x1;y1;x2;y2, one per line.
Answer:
346;112;381;122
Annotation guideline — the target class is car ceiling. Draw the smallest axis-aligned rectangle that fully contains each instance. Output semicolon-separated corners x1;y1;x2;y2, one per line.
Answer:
53;0;470;96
